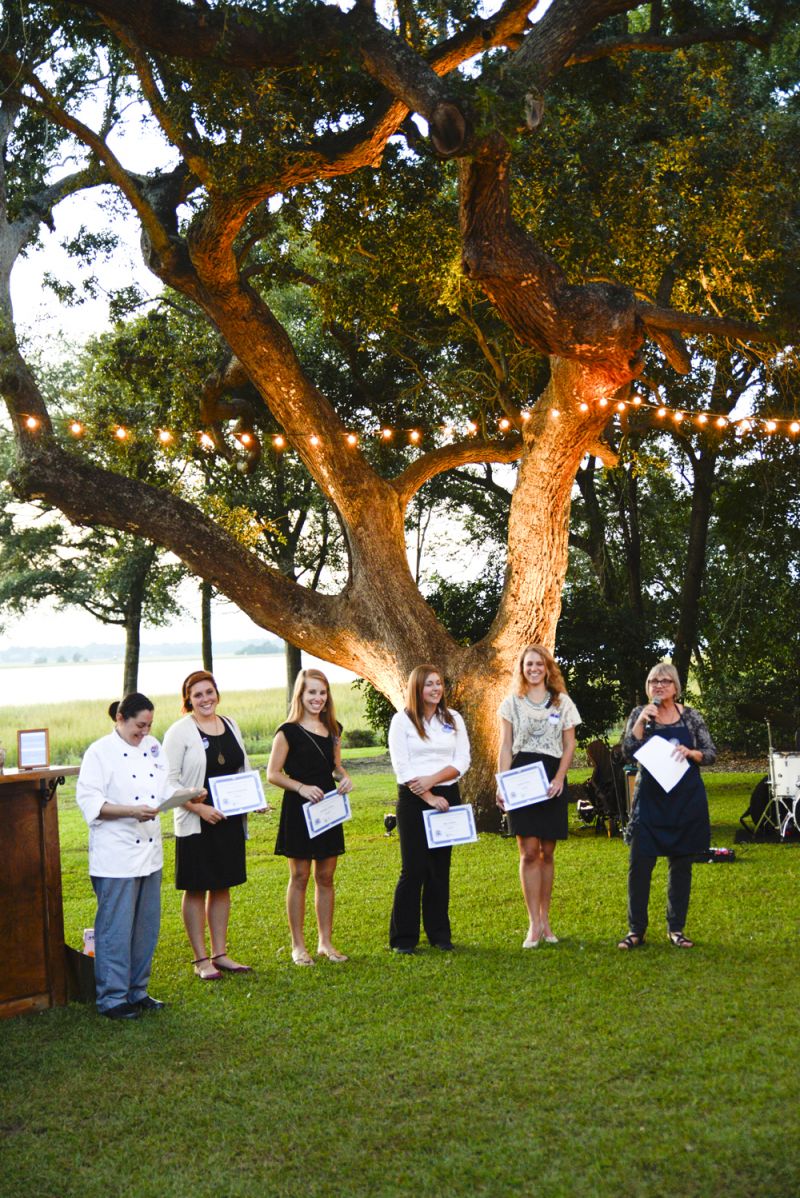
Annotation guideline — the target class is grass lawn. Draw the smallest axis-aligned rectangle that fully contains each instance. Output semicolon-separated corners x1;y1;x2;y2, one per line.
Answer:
2;766;799;1198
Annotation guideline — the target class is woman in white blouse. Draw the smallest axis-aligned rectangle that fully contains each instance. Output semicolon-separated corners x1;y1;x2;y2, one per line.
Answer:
496;645;581;948
76;694;202;1019
388;665;471;954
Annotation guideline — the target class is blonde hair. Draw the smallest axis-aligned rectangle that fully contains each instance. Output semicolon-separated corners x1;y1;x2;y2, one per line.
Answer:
646;662;682;700
513;644;568;707
286;668;339;738
404;664;452;739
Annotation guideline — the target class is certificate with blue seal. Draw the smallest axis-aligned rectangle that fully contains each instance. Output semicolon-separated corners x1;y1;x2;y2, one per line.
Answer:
423;803;477;848
302;789;353;838
495;761;550;810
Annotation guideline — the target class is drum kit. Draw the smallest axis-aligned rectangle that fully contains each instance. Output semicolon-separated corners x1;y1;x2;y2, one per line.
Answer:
745;723;800;840
769;749;800;838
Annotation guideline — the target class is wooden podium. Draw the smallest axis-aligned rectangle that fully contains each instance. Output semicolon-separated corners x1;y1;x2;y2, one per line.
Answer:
0;766;79;1019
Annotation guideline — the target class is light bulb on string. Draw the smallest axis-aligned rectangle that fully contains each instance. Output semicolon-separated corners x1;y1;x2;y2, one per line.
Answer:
790;421;800;434
346;433;358;446
273;434;286;450
309;434;320;447
616;401;626;413
520;410;531;422
550;408;560;420
697;414;708;426
599;398;608;409
157;429;172;444
25;415;39;431
199;432;214;449
115;426;128;441
409;429;421;444
498;417;511;432
381;428;393;441
69;421;83;436
579;402;589;414
765;421;777;433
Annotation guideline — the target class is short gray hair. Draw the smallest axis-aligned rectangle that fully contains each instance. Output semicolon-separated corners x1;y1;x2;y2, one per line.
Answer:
646;662;682;699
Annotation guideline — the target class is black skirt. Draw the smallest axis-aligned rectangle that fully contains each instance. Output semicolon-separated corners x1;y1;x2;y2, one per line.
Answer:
507;751;569;841
175;809;247;890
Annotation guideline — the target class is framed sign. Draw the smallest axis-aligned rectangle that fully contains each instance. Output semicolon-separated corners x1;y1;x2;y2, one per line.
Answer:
17;728;50;770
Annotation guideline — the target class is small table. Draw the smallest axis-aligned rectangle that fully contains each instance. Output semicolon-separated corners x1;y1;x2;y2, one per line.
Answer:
0;766;79;1019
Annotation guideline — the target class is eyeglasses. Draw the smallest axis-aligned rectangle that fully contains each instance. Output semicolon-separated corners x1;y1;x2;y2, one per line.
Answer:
649;678;673;686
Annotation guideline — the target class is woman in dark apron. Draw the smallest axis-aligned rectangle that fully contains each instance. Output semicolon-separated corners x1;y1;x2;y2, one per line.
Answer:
618;664;716;949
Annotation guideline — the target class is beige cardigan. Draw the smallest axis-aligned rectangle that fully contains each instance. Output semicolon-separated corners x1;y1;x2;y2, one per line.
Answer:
163;713;251;838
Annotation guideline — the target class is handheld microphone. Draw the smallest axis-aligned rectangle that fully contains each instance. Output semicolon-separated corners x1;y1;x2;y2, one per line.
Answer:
644;696;662;734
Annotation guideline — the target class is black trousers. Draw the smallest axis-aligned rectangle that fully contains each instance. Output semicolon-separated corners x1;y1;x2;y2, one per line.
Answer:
627;828;693;936
389;784;457;949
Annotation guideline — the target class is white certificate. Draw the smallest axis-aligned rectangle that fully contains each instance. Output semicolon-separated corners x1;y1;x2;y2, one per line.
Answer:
155;787;205;814
208;771;266;816
302;789;352;838
633;735;690;794
423;803;478;849
495;761;551;810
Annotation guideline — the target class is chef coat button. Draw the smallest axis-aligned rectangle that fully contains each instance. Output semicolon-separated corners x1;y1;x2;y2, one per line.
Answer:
136;839;140;844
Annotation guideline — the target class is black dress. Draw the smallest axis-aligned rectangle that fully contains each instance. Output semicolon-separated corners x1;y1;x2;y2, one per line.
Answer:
175;720;247;891
507;751;569;841
274;722;345;860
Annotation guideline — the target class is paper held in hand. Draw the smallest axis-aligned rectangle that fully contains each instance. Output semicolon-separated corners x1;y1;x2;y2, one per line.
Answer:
156;787;205;813
495;761;551;810
303;789;353;838
633;735;690;794
423;803;478;849
208;770;267;816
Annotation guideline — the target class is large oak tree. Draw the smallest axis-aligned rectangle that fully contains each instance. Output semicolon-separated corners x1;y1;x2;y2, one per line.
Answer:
0;1;795;819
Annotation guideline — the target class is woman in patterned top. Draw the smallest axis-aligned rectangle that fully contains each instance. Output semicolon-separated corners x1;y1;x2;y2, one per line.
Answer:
618;663;715;950
496;644;581;949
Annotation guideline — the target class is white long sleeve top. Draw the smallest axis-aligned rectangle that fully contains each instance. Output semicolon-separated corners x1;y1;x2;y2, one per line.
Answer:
388;709;471;789
76;730;173;878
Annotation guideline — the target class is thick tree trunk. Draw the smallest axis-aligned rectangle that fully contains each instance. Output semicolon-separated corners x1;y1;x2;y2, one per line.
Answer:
201;580;213;672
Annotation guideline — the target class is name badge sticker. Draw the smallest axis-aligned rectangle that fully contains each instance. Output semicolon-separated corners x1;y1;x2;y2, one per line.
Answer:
548;711;560;724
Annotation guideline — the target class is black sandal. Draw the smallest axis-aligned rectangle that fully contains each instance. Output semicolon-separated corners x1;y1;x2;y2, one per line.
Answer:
668;931;694;948
617;932;645;950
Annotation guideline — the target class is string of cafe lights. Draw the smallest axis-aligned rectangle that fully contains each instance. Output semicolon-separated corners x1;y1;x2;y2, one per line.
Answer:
18;391;800;451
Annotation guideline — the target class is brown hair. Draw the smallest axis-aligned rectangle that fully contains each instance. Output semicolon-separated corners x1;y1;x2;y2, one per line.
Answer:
513;644;568;708
286;668;339;738
404;664;452;740
181;670;220;713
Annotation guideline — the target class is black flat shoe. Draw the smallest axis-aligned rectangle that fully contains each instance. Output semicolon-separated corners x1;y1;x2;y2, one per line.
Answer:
432;942;454;951
392;946;416;955
137;996;166;1011
102;1002;141;1020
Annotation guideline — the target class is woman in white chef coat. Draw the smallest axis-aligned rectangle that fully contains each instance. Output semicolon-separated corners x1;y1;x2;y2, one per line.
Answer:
76;694;202;1019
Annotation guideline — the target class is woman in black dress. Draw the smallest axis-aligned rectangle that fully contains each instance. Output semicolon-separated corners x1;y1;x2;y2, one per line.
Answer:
496;644;581;949
164;671;254;979
267;668;353;965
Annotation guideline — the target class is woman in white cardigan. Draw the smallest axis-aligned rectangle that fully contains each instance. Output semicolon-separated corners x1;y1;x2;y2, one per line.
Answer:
163;670;253;980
